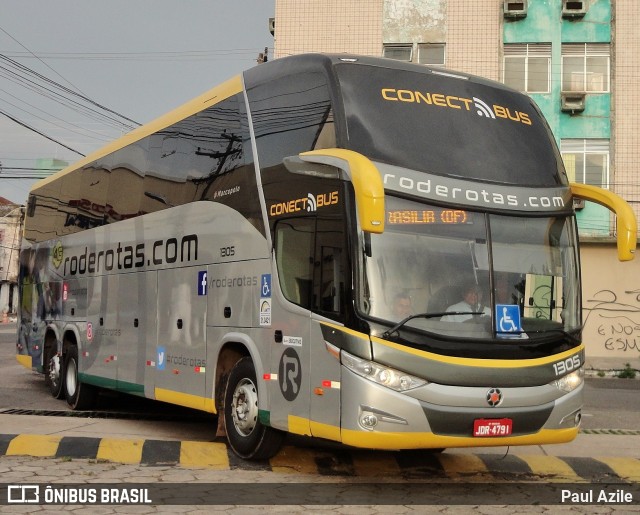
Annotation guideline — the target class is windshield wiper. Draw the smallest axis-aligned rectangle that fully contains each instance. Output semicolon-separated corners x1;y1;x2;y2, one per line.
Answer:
381;311;484;338
525;328;582;345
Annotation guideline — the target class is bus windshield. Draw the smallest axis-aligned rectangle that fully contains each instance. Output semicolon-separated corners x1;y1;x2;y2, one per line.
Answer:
359;196;581;340
335;62;566;187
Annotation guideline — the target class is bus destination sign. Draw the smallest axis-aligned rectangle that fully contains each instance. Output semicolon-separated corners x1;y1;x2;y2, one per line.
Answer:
387;208;470;225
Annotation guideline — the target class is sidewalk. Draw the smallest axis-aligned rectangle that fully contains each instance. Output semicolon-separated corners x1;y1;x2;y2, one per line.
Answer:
0;411;639;461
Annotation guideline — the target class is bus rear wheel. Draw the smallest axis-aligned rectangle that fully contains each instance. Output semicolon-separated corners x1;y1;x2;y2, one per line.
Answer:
64;345;97;410
44;344;64;399
224;357;285;460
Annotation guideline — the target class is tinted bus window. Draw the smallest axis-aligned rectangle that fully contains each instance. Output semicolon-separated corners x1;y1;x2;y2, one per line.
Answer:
335;63;566;187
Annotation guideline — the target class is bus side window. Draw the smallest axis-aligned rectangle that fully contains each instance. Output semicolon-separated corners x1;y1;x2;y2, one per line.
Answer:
314;218;345;318
275;216;346;319
275;218;315;309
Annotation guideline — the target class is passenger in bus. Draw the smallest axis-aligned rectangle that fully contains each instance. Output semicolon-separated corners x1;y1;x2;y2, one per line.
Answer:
495;273;516;305
443;283;490;322
391;291;413;320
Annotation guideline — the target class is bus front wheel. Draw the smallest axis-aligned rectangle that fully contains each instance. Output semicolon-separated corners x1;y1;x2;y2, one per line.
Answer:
224;357;285;460
64;345;97;410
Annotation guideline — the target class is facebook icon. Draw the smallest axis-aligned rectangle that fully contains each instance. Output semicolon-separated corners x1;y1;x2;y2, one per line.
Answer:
198;271;208;296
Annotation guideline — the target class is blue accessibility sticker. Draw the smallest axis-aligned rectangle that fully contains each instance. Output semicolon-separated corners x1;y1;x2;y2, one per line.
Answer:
261;274;271;298
496;304;521;334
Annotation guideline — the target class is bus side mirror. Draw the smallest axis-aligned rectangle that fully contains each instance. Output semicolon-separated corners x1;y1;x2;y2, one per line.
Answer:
297;149;385;234
570;183;637;261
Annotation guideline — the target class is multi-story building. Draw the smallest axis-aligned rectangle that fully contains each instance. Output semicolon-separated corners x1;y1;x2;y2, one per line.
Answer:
0;198;24;316
272;0;640;367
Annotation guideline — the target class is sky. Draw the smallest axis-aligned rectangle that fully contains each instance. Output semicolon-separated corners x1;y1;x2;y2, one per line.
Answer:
0;0;275;204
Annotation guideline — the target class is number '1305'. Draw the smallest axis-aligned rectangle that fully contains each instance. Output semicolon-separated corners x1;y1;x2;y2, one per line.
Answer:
553;355;581;376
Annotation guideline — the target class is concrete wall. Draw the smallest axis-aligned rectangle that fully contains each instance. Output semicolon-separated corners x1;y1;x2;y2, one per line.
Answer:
580;243;640;371
383;0;446;44
274;0;383;58
613;0;640;212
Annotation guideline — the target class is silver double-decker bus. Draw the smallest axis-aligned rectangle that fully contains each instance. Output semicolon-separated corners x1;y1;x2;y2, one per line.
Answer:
17;54;636;459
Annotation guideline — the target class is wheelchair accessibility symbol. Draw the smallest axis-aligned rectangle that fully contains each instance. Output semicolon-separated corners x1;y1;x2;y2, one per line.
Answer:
497;304;521;333
261;274;271;298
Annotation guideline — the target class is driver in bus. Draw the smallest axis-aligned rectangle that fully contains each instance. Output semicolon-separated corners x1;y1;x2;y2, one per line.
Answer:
391;291;413;320
443;282;490;322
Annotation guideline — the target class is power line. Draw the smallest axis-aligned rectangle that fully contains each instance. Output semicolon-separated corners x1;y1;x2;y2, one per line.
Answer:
0;108;85;156
1;48;273;62
0;25;89;98
0;53;140;129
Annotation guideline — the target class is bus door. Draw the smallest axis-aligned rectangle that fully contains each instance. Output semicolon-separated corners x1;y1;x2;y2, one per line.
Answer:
308;219;344;440
155;268;207;408
272;216;343;439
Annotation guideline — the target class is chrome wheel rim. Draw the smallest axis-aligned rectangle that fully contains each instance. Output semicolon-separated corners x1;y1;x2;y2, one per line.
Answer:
231;378;258;436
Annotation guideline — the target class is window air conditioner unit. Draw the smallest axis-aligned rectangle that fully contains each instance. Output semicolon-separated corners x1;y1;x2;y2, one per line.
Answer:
504;0;527;19
561;92;586;113
269;17;275;36
562;0;587;19
573;198;585;210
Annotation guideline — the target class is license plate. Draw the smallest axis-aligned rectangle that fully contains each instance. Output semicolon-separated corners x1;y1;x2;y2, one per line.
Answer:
473;418;513;437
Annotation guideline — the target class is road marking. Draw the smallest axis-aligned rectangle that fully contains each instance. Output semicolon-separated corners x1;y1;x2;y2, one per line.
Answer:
595;457;640;482
6;435;61;457
351;452;403;477
517;455;586;483
437;453;492;481
97;438;144;464
180;441;229;469
270;445;321;475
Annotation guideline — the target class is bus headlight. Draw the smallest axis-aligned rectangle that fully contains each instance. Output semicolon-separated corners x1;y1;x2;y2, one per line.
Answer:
341;351;427;392
551;367;584;393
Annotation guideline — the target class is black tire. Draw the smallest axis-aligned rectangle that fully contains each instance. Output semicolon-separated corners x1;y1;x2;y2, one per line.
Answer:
64;345;97;410
224;357;285;460
44;344;64;399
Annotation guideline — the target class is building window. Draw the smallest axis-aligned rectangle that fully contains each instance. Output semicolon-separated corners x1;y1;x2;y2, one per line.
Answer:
383;43;445;66
383;44;412;62
417;43;445;66
561;139;609;188
562;43;610;93
503;44;551;93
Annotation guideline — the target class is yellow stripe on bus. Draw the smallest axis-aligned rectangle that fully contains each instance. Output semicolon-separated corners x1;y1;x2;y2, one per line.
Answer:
287;413;578;451
15;354;32;369
340;427;579;450
309;420;341;442
154;388;216;413
31;75;243;193
371;336;584;369
321;321;584;369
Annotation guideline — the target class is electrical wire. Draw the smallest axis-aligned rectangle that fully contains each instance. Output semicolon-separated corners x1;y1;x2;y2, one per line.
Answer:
0;25;89;98
0;108;85;156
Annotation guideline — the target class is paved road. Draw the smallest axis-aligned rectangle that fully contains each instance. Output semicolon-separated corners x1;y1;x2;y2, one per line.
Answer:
1;321;639;511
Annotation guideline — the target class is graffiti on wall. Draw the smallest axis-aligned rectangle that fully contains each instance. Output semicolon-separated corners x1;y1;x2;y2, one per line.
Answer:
584;289;640;356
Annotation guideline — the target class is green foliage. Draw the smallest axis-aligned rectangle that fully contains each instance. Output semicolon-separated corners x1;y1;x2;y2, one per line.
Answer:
617;363;637;379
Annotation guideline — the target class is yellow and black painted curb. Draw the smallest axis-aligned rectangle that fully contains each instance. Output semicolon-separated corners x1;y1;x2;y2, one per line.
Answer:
0;433;639;483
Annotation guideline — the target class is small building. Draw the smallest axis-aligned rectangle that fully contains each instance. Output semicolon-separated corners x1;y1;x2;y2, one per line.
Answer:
0;197;25;316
